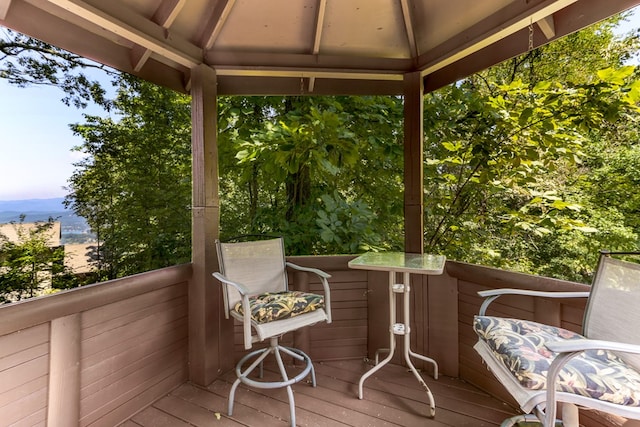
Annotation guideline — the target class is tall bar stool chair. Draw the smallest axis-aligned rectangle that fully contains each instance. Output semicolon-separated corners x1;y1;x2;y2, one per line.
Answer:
213;235;332;426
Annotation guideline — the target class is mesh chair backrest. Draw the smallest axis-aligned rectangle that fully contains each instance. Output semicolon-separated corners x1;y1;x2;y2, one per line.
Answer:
216;237;289;312
584;255;640;370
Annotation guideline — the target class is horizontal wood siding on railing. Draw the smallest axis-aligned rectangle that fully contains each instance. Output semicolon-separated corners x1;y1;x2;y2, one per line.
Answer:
232;255;367;362
79;283;188;426
0;264;192;427
307;267;368;360
0;323;49;426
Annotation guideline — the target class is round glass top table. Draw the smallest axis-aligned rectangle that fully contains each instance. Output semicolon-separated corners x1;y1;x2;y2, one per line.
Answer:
348;251;446;418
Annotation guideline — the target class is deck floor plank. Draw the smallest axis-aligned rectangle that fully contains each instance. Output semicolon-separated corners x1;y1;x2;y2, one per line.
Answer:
130;405;191;427
123;360;510;426
318;360;513;424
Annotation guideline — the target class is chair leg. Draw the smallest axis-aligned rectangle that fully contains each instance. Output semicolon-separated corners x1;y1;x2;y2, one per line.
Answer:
280;345;316;387
228;377;241;416
285;384;296;426
499;414;540;427
274;344;299;427
499;412;568;427
561;403;579;427
228;346;274;416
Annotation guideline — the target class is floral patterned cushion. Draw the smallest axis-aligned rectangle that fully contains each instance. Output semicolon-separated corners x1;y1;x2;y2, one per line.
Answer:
234;291;325;324
474;316;640;406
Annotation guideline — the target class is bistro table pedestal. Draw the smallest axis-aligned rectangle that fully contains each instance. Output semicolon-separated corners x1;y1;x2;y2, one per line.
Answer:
348;252;446;418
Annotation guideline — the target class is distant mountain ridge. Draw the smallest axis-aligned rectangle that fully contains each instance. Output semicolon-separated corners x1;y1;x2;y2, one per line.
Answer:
0;197;66;213
0;198;94;243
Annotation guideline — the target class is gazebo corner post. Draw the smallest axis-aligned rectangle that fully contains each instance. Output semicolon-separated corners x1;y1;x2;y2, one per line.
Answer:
189;64;233;386
404;72;459;376
403;71;425;254
400;71;432;370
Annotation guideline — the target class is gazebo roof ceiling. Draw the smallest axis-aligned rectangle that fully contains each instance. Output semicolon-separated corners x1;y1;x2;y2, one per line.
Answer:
2;0;639;95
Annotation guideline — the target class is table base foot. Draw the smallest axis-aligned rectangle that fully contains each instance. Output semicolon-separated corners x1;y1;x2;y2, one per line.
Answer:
358;351;394;399
374;347;438;379
360;350;438;418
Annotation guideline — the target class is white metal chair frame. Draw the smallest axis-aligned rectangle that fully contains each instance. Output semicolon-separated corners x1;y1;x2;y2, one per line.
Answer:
474;251;640;427
212;236;332;427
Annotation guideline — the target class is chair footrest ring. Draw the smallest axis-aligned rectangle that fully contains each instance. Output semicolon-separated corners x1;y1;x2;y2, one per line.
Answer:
236;345;314;389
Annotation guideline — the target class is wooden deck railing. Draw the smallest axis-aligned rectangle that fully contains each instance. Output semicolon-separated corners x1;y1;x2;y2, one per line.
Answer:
0;264;191;427
2;256;602;426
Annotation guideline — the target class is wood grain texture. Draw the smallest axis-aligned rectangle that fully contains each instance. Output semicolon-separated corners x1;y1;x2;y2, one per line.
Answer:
126;360;514;426
0;323;49;427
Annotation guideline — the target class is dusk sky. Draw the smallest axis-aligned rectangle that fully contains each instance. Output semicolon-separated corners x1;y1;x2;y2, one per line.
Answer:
1;8;639;202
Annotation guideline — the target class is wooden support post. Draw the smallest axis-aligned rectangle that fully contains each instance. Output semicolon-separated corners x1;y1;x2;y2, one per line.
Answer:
403;72;424;254
427;272;459;377
190;64;232;386
48;314;81;426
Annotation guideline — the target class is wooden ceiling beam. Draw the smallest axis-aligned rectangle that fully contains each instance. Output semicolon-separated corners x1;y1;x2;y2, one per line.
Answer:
0;0;12;20
216;75;402;96
206;51;411;73
214;66;403;82
132;0;187;72
419;0;577;75
199;0;236;50
45;0;201;68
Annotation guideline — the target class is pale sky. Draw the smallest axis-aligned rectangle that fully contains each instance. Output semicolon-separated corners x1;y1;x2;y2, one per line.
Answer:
0;9;639;202
0;80;96;200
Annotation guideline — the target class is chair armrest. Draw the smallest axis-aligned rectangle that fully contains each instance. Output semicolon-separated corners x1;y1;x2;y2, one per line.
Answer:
286;262;332;324
543;337;640;426
212;272;253;349
212;272;250;295
286;262;332;279
546;339;640;355
477;289;590;316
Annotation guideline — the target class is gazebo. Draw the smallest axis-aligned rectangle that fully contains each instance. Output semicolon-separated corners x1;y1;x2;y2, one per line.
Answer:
1;1;639;425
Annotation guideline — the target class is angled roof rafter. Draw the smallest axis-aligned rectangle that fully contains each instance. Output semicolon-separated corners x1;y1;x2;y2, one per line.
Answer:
2;0;638;95
308;0;327;92
537;15;556;39
132;0;187;71
400;0;419;67
45;0;202;68
198;0;236;51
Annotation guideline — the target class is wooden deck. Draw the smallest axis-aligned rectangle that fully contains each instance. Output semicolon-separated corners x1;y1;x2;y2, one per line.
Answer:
121;359;514;427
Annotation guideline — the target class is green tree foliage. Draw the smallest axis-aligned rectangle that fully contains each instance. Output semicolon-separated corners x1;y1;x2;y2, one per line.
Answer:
0;216;74;303
0;28;113;108
66;74;192;279
422;16;640;282
218;96;404;254
7;15;640;284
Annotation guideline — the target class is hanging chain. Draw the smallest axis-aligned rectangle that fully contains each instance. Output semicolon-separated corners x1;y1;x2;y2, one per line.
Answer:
300;77;305;95
528;21;534;51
